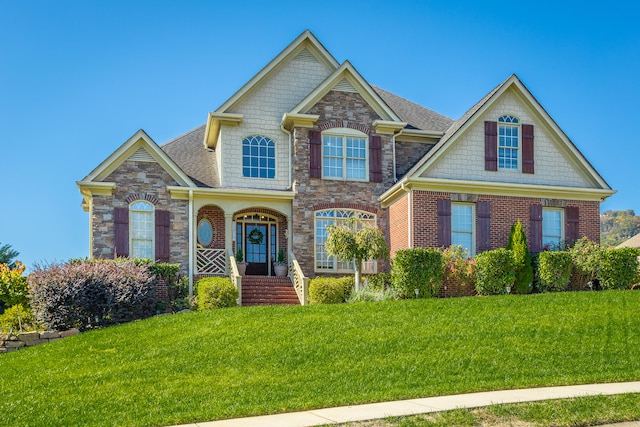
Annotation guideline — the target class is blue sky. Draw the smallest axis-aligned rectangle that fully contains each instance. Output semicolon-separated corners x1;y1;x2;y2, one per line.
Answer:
1;1;638;268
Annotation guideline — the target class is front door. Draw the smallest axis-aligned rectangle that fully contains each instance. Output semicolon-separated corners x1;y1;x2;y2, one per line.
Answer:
244;223;268;275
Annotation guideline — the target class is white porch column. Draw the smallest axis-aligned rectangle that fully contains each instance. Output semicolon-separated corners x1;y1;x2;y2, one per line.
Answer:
286;215;292;252
224;213;234;273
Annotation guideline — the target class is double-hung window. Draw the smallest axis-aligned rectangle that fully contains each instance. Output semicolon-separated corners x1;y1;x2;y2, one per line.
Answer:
542;208;563;248
498;115;519;170
130;201;154;259
322;128;367;180
451;203;475;256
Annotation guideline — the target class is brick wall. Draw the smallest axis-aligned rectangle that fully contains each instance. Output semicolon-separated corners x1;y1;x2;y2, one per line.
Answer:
411;190;601;251
197;205;226;249
388;192;409;256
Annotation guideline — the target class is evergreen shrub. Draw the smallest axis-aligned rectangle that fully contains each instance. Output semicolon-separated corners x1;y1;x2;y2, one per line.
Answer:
537;251;573;292
474;248;515;295
197;277;238;310
391;248;443;298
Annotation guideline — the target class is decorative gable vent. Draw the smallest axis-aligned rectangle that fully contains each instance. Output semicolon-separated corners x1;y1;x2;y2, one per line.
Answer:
333;78;357;93
293;47;317;63
128;147;155;163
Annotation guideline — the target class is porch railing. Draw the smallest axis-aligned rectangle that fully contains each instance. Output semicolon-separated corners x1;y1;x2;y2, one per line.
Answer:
227;249;242;306
289;250;309;305
196;248;226;275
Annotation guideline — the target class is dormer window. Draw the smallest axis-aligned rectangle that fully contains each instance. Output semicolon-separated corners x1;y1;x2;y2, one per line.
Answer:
242;135;276;179
498;115;519;170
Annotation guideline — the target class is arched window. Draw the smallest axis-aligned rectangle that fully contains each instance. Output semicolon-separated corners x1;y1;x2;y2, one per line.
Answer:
130;201;154;259
242;135;276;178
314;209;376;273
498;115;520;170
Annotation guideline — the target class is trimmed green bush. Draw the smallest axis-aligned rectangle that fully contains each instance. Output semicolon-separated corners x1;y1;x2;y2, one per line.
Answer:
506;220;534;294
309;277;348;304
28;259;157;331
391;248;443;298
599;247;640;290
537;251;573;292
364;273;392;292
569;237;602;289
474;248;515;295
197;277;238;310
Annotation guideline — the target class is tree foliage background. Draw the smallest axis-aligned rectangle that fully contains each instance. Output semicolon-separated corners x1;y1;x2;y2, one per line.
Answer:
601;210;640;247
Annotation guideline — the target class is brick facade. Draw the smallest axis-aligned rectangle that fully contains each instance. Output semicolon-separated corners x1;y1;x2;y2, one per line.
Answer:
400;190;600;255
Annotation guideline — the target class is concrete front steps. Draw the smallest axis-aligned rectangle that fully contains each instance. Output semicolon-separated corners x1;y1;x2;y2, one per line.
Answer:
241;276;300;306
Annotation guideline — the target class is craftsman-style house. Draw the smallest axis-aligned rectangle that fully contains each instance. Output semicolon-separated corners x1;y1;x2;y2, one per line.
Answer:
77;31;614;304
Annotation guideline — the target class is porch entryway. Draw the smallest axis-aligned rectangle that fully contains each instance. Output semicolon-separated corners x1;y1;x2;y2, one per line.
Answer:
235;213;280;276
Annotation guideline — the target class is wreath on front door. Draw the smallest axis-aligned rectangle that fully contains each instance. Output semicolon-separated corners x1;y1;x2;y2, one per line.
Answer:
247;228;264;245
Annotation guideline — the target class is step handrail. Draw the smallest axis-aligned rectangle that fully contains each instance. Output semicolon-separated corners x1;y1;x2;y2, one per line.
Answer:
288;250;309;305
227;249;243;306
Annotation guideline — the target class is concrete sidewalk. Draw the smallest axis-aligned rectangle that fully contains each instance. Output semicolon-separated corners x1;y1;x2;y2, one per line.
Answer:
169;381;640;427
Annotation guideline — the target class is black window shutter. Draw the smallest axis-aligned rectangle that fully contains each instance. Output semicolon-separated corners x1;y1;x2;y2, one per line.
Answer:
477;201;491;253
565;206;579;244
530;204;543;253
309;130;321;178
155;210;170;263
114;207;129;258
485;121;498;171
369;135;383;183
437;199;452;247
522;124;534;174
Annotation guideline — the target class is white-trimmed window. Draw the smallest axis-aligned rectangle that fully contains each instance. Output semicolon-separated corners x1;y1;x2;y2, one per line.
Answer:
322;128;368;180
242;135;276;178
543;208;564;248
498;115;519;170
130;201;154;259
314;209;376;273
451;203;475;256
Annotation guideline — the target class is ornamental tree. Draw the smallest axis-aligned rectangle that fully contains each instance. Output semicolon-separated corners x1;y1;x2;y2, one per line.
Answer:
506;219;534;294
0;242;19;269
325;218;389;291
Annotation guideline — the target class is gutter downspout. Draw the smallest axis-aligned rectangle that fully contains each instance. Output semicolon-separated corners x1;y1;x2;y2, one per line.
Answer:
188;189;194;296
392;131;398;182
281;123;293;189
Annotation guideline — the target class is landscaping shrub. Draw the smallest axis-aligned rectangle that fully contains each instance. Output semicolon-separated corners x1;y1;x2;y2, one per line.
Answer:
0;261;29;308
569;237;602;289
474;248;515;295
197;277;238;310
391;248;443;298
0;304;36;333
537;251;573;292
506;220;534;294
364;273;392;292
441;246;475;297
28;259;157;331
309;277;350;304
347;283;398;303
599;247;640;290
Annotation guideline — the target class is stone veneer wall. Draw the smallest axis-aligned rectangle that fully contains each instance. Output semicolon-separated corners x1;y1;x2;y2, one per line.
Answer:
292;91;393;276
91;160;189;273
0;328;80;353
410;190;601;250
394;141;435;178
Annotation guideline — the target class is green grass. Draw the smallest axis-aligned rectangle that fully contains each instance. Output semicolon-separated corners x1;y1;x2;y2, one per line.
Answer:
337;394;640;426
1;291;640;426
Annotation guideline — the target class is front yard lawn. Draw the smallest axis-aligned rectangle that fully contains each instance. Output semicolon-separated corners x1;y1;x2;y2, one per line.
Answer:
1;291;639;426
